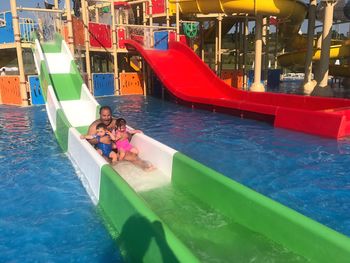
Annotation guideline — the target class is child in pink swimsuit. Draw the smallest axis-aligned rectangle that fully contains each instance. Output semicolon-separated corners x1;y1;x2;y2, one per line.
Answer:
115;118;142;161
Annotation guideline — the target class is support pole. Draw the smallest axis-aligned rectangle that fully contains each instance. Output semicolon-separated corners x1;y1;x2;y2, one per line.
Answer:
274;22;278;69
10;0;28;106
165;0;170;27
176;1;180;41
54;0;60;32
243;17;248;90
201;22;205;62
136;6;140;24
143;2;147;27
149;1;153;47
235;23;239;70
303;0;317;95
81;0;92;92
313;0;336;96
239;21;243;70
217;14;222;77
251;14;265;92
142;59;147;96
263;17;269;82
111;0;120;95
65;0;74;54
95;6;99;23
215;18;219;74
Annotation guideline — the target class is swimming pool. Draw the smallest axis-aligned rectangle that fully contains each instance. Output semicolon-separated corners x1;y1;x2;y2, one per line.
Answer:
2;93;349;261
98;95;350;237
0;105;122;262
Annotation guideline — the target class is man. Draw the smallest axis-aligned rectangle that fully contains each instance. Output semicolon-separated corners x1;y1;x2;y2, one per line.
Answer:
87;105;117;145
87;105;154;171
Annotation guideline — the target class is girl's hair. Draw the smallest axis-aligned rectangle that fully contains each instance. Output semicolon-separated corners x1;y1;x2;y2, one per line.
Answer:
116;118;127;128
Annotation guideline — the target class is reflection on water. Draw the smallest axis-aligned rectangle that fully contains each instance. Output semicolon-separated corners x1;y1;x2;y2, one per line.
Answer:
0;105;122;262
269;79;350;98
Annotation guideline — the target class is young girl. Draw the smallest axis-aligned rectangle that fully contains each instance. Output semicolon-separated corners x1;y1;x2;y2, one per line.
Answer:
81;123;118;164
114;118;142;161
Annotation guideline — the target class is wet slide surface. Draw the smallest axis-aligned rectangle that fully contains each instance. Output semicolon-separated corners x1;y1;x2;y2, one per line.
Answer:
124;39;350;139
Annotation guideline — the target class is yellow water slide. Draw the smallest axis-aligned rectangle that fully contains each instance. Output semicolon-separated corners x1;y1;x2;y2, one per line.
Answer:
278;41;350;77
175;0;307;36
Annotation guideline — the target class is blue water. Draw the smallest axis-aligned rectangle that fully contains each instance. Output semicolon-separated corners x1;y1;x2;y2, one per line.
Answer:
0;105;123;262
98;95;350;237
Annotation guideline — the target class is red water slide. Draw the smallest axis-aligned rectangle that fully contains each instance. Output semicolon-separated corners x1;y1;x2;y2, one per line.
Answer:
123;39;350;139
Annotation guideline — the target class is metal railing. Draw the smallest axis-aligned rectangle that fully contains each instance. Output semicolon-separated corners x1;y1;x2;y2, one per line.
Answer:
122;24;175;48
19;18;38;42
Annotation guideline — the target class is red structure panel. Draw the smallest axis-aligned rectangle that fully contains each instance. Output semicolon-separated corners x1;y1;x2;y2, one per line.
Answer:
88;22;112;48
168;31;176;41
117;28;125;49
72;16;84;47
146;0;165;15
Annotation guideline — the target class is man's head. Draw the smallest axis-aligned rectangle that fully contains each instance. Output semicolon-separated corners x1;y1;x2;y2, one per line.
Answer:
99;106;112;126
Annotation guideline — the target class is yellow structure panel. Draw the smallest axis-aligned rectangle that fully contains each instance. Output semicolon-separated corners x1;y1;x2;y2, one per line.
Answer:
120;72;144;95
0;76;21;105
221;69;243;89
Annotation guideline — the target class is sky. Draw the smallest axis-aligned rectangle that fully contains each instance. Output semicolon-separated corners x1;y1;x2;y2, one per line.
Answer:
1;0;349;34
2;0;64;10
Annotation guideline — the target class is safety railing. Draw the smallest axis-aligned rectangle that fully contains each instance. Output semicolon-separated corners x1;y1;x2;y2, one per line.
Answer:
19;18;38;42
122;24;175;48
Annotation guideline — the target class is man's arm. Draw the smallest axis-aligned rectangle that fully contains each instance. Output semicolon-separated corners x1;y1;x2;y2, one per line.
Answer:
86;120;100;145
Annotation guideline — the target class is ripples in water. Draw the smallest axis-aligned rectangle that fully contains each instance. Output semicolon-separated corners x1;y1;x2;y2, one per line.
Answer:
0;105;122;262
98;95;350;237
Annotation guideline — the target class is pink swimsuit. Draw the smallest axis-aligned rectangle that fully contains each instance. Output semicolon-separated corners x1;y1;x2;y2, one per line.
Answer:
116;138;133;152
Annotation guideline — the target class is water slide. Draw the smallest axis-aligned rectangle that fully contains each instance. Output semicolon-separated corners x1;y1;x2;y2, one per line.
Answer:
278;41;350;77
278;0;350;76
125;38;350;138
33;34;350;262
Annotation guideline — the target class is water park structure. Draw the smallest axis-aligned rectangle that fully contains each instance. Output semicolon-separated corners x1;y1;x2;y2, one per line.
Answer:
1;0;350;262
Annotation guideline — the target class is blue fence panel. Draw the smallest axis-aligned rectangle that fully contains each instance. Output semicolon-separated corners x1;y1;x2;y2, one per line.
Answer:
154;31;168;50
247;70;267;89
0;12;14;44
93;73;114;96
267;69;282;89
20;22;36;42
29;75;45;105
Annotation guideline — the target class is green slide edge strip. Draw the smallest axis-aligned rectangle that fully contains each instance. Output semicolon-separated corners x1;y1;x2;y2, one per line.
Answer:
39;60;52;101
98;164;200;263
40;33;83;101
54;109;71;152
49;71;82;101
171;152;350;263
41;34;62;53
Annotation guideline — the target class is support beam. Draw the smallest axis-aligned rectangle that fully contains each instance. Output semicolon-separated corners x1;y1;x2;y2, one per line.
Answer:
65;0;74;54
81;0;92;93
313;1;336;96
176;2;180;41
250;15;265;92
303;0;317;95
243;18;248;90
10;0;28;106
111;0;120;95
217;14;223;76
